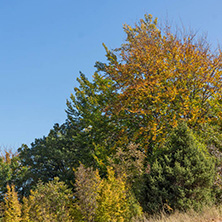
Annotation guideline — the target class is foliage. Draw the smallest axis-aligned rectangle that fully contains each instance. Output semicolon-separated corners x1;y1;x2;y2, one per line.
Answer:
96;167;142;221
74;164;101;221
97;14;222;148
18;72;119;194
0;13;221;219
18;122;83;195
109;143;145;181
66;72;121;171
27;177;73;222
3;184;21;222
144;123;216;213
109;143;147;200
21;197;30;222
74;164;142;221
0;151;28;200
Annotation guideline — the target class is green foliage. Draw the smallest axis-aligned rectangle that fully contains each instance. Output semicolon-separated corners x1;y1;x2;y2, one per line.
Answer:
18;73;119;195
0;151;28;200
18;122;84;195
0;13;221;220
197;121;222;203
144;123;216;213
66;72;121;169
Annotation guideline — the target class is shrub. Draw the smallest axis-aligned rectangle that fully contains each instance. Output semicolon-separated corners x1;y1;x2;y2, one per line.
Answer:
3;184;21;222
74;164;101;221
109;143;146;199
74;164;143;221
96;167;143;221
27;177;73;222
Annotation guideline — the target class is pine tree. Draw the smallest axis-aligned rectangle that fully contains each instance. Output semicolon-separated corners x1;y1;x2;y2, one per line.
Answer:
144;123;216;213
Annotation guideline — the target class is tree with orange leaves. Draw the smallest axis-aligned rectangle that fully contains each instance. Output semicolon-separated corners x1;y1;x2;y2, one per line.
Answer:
96;14;222;147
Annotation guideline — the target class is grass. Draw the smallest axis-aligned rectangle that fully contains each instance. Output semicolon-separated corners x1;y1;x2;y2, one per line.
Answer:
135;205;222;222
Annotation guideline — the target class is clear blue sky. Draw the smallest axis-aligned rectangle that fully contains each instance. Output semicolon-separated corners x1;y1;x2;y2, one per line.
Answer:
0;0;222;150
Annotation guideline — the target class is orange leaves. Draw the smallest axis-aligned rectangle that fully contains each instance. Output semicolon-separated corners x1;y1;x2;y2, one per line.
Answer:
101;14;222;146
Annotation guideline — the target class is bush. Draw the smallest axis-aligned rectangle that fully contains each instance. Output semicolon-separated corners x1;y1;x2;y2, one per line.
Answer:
74;164;143;221
109;143;146;200
144;123;216;213
96;167;143;221
3;184;21;222
74;164;101;221
27;178;74;222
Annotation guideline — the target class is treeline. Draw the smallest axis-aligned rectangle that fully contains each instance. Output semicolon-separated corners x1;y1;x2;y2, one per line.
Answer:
0;14;222;221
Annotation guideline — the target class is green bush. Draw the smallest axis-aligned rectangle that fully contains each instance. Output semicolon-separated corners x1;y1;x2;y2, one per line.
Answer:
144;123;216;213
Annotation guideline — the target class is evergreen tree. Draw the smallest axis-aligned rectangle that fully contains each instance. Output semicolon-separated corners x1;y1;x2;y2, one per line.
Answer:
144;123;216;213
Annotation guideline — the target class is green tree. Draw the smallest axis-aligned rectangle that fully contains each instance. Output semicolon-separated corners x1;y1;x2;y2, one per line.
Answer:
144;123;216;213
66;72;121;170
18;74;119;193
0;151;28;200
18;122;85;195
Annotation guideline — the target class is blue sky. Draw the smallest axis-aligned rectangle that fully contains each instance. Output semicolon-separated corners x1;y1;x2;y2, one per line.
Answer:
0;0;222;150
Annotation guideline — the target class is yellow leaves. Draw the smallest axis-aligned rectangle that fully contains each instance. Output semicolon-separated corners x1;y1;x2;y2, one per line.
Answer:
75;165;139;221
96;167;131;222
4;184;22;222
101;13;222;147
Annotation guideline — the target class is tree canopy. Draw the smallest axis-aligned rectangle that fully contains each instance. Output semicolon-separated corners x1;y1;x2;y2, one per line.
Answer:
97;14;222;147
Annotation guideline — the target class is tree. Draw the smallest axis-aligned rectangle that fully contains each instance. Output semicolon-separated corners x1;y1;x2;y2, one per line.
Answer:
74;164;142;221
96;167;142;221
66;72;121;169
27;178;73;222
143;123;216;213
74;164;102;221
96;14;222;148
3;184;22;222
18;122;85;195
0;151;28;200
19;73;120;194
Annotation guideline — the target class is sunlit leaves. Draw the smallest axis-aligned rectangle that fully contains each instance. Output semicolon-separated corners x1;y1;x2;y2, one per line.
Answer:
101;14;222;145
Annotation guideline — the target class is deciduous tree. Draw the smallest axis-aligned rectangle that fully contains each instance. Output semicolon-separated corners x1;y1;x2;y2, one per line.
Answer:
98;14;222;148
